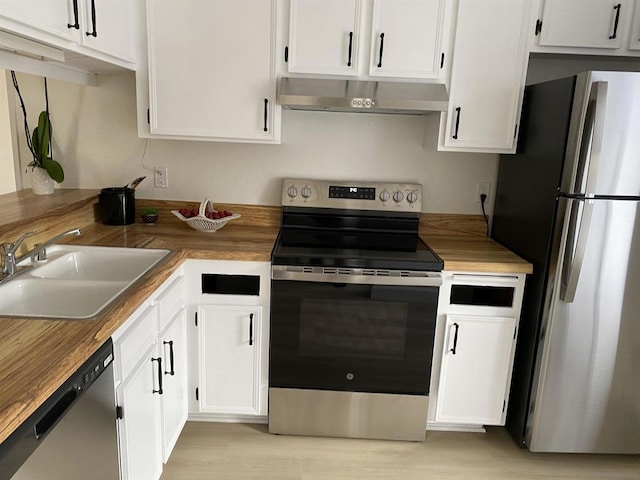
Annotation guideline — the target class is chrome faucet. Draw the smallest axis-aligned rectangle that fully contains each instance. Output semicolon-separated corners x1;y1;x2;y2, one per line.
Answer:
1;230;35;276
1;228;81;279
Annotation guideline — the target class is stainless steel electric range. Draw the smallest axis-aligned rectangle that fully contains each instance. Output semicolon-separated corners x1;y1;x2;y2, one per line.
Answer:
269;179;443;442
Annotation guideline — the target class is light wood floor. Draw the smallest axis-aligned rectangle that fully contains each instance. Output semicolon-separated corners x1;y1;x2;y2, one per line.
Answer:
160;422;640;479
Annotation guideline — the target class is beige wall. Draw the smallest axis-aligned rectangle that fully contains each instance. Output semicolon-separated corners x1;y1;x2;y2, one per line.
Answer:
0;71;17;195
11;72;498;214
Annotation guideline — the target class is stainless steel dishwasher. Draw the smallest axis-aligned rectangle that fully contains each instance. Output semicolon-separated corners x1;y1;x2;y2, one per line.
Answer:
0;339;119;479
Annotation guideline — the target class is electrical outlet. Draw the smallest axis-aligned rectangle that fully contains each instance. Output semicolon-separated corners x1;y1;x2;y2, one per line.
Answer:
477;182;491;202
154;167;168;188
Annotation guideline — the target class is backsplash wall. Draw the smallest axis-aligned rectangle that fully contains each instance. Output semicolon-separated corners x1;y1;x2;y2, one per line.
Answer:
11;72;498;214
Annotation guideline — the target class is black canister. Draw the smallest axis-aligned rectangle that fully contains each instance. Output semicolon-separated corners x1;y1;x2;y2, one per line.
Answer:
99;187;135;225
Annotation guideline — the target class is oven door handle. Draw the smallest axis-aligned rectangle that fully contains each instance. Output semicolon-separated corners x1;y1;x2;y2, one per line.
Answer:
271;266;442;287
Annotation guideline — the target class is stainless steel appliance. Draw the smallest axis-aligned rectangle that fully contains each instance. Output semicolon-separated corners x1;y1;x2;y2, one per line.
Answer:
269;179;443;442
278;77;449;115
492;71;640;453
0;339;119;478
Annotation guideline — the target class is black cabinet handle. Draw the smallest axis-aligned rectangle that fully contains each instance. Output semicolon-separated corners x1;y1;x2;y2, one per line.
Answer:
67;0;79;29
249;313;254;346
86;0;97;37
610;3;621;39
263;99;268;132
152;357;163;394
450;323;460;355
377;33;385;68
163;340;175;376
452;107;461;140
347;31;354;67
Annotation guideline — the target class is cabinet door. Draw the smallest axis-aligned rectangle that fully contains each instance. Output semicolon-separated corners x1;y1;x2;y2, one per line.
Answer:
435;314;516;425
147;0;278;142
439;0;529;153
369;0;445;79
198;305;262;415
0;0;77;42
538;0;630;49
629;1;640;50
288;0;361;75
159;308;188;463
117;344;163;480
80;0;133;61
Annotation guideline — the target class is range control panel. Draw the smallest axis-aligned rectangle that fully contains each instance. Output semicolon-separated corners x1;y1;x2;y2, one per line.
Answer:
282;179;422;213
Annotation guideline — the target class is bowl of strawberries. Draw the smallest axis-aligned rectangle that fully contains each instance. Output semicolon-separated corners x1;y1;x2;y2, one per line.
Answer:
171;198;240;232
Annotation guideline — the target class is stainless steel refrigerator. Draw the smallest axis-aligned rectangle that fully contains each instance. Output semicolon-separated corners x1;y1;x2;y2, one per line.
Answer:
492;71;640;453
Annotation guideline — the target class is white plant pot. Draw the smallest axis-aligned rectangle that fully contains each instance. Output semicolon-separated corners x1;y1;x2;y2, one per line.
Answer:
31;167;55;195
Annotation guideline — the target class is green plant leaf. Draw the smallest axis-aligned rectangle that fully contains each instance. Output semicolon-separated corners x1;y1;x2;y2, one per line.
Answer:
31;127;41;161
37;111;51;161
42;157;64;183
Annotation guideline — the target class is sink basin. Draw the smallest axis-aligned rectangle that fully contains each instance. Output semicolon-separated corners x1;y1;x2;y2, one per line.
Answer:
32;247;170;281
0;245;170;319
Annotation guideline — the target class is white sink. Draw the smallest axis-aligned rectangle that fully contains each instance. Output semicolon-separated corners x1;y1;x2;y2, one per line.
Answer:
0;245;170;319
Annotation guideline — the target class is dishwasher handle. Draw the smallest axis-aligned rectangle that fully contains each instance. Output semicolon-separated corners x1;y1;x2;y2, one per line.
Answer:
34;389;79;439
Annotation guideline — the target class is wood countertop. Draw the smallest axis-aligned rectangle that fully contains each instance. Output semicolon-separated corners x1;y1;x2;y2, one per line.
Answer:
0;191;531;447
0;195;280;446
420;214;533;274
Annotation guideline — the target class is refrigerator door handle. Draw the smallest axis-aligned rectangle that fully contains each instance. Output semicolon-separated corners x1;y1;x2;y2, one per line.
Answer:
570;81;608;196
560;198;595;303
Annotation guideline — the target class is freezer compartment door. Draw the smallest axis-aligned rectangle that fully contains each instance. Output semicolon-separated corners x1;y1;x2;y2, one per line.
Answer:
563;72;640;198
527;198;640;453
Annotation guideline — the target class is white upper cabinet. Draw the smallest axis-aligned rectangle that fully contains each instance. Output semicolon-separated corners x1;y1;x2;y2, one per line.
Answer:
146;0;280;143
438;0;530;153
0;0;77;42
79;0;133;61
369;0;446;79
286;0;449;80
537;0;631;49
531;0;640;56
288;0;361;75
629;1;640;49
0;0;134;62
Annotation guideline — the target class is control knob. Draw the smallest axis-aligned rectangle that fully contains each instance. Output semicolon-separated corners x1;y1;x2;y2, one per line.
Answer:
287;185;298;198
301;186;312;199
392;191;404;203
379;190;390;202
407;190;420;204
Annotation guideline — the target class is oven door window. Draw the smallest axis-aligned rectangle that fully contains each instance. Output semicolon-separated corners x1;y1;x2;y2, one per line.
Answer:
270;281;438;395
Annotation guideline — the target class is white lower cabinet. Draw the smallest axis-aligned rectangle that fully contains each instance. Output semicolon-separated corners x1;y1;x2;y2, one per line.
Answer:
185;259;270;422
159;308;189;462
435;314;517;425
116;341;163;480
429;271;526;430
113;269;186;480
197;305;263;415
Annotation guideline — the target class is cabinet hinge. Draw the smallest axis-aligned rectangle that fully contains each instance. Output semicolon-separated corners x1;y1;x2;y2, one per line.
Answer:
514;124;518;139
513;326;517;340
116;405;124;419
503;400;506;413
146;108;150;124
440;52;445;69
195;311;198;327
535;19;542;36
195;387;199;401
284;46;289;63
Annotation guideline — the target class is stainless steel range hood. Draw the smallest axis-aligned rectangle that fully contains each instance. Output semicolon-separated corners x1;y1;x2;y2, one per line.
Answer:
278;77;448;115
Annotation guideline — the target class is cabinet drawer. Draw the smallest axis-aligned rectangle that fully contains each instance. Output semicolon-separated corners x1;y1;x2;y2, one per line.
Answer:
116;305;158;381
156;276;184;331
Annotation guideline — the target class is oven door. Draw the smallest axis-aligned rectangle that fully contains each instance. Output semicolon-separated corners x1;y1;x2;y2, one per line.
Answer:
269;267;441;396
